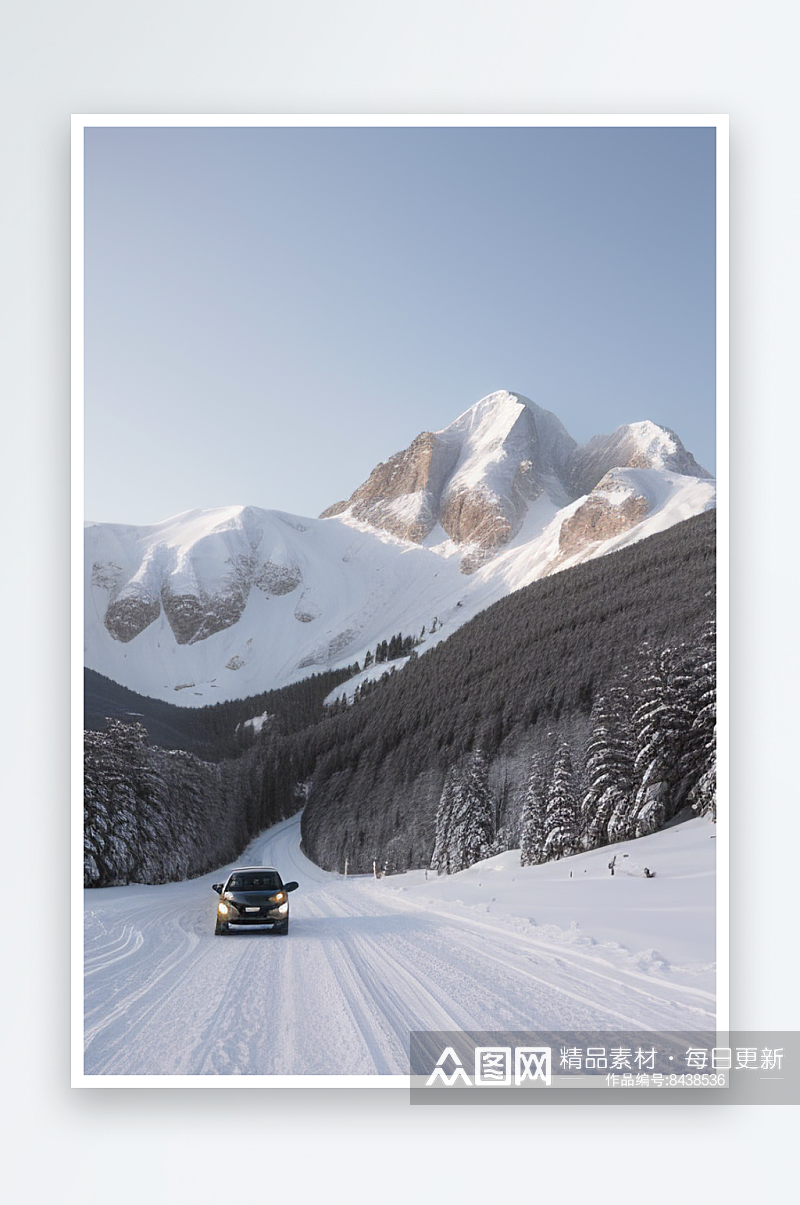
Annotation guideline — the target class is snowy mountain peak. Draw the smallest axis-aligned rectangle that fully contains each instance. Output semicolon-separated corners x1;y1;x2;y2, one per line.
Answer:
624;420;700;470
441;389;570;440
321;390;580;567
321;390;713;571
439;389;532;441
437;390;576;484
567;420;711;497
85;388;715;704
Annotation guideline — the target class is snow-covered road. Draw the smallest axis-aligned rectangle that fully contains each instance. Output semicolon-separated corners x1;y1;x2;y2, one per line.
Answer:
83;814;716;1077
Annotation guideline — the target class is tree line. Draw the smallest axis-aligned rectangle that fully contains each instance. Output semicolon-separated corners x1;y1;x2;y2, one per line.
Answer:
299;510;716;871
84;663;360;760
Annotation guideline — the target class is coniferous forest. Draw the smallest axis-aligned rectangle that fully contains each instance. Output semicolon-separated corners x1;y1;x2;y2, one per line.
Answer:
84;664;360;759
84;509;716;886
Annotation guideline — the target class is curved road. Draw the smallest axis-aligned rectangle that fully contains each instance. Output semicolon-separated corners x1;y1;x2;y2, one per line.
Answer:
83;814;714;1076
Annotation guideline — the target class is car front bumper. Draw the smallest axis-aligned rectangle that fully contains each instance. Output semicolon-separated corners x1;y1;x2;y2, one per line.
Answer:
219;906;288;929
227;916;286;930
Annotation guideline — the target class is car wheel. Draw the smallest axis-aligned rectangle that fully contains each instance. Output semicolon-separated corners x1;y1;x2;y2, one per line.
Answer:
276;919;289;935
215;921;229;935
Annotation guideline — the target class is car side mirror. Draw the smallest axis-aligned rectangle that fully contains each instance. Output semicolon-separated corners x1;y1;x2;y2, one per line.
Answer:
284;881;299;893
212;883;223;894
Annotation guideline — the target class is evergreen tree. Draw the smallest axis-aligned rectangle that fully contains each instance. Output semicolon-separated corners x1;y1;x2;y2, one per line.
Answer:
543;742;579;859
584;677;636;847
430;766;459;875
450;751;494;872
631;643;695;836
685;619;717;818
520;753;547;866
430;752;494;874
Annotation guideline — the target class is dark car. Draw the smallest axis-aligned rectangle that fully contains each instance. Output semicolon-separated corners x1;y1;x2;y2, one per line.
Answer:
212;866;298;935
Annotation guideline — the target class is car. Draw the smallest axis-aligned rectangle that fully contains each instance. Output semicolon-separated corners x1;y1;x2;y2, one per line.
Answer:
211;866;299;935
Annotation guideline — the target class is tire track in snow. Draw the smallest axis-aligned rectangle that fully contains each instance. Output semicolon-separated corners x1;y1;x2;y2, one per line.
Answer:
84;904;206;1070
323;887;635;1031
374;885;716;1023
84;922;144;974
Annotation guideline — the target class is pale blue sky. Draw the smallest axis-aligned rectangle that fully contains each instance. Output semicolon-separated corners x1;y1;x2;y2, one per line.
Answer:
84;124;716;525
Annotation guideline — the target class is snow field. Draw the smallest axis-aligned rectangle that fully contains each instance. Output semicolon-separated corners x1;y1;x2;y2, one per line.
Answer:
83;813;715;1076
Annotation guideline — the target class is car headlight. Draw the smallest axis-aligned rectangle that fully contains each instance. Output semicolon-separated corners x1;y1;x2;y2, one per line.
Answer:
276;903;288;915
271;891;287;904
218;903;229;915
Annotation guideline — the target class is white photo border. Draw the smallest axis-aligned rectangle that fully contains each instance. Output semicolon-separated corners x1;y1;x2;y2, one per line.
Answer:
72;112;729;1088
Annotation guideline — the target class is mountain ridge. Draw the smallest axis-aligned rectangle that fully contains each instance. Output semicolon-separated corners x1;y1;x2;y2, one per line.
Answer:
322;391;709;570
84;390;715;704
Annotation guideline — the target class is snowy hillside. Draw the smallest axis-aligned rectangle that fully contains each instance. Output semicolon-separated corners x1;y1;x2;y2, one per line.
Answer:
85;390;715;704
85;505;467;703
388;812;715;972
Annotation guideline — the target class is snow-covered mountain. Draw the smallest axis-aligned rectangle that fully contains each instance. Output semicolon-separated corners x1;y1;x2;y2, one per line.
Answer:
323;391;711;571
321;390;577;569
85;390;715;704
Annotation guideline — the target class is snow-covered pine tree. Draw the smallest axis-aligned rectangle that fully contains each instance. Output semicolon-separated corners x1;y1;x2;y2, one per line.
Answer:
584;677;636;848
543;742;579;860
430;752;494;874
685;619;717;818
520;753;547;866
84;721;167;885
449;751;494;872
689;754;716;818
630;643;695;837
430;766;459;875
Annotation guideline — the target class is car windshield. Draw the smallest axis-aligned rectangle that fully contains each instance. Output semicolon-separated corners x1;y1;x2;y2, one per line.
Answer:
226;872;282;892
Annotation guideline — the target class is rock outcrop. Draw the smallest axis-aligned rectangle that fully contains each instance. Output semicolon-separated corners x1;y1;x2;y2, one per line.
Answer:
559;472;652;558
160;580;250;645
321;431;458;543
104;590;162;644
254;561;303;596
90;506;305;646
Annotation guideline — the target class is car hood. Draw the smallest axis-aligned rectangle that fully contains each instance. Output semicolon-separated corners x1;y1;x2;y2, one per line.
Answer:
224;891;284;906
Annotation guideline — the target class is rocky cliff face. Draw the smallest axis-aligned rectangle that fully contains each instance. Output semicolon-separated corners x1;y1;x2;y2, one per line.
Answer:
103;589;162;644
322;391;579;571
160;580;251;645
320;431;458;543
558;472;652;558
90;508;306;646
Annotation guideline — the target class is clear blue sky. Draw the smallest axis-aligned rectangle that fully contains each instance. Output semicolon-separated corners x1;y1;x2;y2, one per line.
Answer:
84;124;716;525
